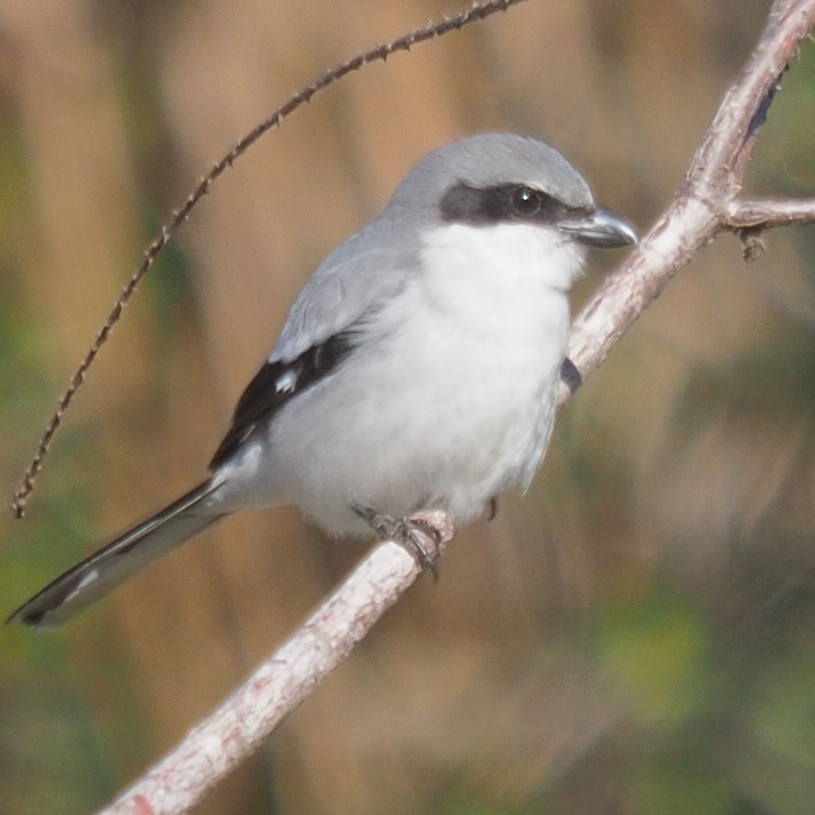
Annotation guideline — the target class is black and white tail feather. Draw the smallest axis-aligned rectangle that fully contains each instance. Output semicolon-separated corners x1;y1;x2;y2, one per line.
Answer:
8;482;227;628
7;330;359;629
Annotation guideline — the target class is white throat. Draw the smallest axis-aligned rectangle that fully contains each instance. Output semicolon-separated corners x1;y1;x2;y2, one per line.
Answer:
417;222;585;341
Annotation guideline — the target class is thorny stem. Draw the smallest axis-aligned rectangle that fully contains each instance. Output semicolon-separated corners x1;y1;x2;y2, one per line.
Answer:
11;0;530;519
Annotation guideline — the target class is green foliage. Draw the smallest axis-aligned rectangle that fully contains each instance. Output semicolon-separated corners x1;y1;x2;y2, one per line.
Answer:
595;592;712;728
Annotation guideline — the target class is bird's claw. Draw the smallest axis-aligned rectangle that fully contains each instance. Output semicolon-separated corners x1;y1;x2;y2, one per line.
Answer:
352;505;444;580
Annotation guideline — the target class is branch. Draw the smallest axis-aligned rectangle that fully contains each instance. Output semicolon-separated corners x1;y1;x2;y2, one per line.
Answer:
98;517;453;815
560;0;815;401
725;197;815;229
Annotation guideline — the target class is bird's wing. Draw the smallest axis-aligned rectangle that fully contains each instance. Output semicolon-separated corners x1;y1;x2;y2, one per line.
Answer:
208;328;359;468
272;218;415;362
209;220;417;470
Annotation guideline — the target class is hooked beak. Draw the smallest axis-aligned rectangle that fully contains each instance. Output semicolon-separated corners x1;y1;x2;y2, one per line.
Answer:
558;207;638;249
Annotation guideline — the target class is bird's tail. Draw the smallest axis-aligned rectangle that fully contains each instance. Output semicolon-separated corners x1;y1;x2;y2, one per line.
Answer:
7;480;228;629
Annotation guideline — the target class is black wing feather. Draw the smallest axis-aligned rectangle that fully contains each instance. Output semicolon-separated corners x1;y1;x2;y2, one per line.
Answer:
209;331;357;469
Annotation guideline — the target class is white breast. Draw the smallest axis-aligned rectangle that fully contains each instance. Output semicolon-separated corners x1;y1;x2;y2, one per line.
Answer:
220;222;585;536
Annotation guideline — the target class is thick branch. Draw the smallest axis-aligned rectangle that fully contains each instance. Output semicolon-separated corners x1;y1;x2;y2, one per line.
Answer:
560;0;815;399
687;0;813;196
98;516;453;815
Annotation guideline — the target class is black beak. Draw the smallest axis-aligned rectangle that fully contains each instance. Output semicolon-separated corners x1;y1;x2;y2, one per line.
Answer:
557;207;638;249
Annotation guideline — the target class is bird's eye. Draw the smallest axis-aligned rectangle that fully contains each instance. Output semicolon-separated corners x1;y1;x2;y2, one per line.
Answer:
510;186;544;217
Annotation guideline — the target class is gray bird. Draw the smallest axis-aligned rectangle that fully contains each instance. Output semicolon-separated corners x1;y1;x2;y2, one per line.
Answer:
9;133;636;628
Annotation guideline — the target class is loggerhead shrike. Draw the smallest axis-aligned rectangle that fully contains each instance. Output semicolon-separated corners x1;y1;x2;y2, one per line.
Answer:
9;133;636;628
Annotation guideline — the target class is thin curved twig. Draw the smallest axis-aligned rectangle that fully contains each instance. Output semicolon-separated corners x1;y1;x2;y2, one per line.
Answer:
10;0;529;519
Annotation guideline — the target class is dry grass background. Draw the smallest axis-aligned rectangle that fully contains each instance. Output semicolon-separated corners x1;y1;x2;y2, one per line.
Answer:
1;1;814;813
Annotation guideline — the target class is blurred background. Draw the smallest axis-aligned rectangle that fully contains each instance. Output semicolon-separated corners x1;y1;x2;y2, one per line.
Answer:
1;1;814;813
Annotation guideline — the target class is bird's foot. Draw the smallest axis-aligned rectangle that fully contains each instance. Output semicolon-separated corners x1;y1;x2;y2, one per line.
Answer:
560;356;582;394
351;505;454;580
486;496;499;521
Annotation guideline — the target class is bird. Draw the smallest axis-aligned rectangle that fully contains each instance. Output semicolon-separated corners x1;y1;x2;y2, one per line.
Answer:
8;133;636;628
